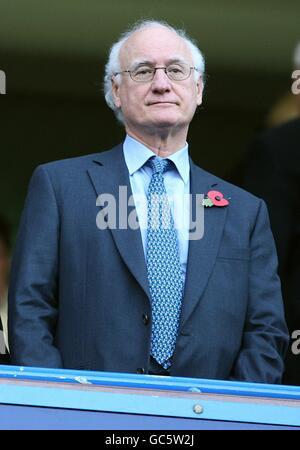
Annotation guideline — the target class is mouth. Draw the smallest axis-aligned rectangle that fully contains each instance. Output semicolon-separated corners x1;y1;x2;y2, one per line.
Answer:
148;101;178;106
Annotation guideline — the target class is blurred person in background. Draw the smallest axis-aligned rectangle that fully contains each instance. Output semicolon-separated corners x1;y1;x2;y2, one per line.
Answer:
0;216;11;364
241;42;300;385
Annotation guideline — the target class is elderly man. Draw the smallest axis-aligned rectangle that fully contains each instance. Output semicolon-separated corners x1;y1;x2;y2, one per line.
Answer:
9;20;288;382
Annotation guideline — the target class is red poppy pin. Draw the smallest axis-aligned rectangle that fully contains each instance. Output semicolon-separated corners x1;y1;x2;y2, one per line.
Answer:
202;190;230;207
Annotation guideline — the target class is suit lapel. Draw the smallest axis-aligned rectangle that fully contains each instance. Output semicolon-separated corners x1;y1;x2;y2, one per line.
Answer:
180;160;229;329
87;144;151;300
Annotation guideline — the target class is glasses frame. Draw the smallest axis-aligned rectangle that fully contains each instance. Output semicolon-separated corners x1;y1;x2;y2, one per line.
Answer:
114;64;200;82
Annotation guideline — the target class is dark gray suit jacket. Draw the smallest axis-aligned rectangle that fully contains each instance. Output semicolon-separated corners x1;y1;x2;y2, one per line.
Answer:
8;144;289;382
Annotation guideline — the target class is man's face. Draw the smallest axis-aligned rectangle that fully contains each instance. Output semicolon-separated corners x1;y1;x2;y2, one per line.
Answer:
112;26;203;133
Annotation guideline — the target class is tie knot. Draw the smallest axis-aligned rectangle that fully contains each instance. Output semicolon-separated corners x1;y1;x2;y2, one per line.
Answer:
149;157;171;175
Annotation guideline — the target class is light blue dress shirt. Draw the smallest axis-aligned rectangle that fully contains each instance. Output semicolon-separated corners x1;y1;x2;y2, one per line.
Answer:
123;134;190;282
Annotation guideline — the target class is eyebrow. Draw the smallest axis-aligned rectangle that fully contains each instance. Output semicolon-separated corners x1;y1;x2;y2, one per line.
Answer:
131;56;189;68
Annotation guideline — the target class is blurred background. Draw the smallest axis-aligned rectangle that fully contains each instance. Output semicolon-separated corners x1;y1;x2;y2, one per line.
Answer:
0;0;300;380
0;0;299;229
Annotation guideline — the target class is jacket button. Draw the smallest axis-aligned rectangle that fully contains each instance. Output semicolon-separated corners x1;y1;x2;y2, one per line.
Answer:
136;368;145;374
142;313;149;325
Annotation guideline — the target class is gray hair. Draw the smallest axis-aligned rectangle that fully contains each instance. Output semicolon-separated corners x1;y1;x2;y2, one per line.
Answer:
103;20;205;123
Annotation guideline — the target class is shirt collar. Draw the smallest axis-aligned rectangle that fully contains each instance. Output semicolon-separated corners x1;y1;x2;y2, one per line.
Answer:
123;134;190;184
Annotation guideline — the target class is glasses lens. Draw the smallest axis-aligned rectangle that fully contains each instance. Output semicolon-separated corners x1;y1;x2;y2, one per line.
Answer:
130;63;192;81
166;63;190;80
131;66;154;82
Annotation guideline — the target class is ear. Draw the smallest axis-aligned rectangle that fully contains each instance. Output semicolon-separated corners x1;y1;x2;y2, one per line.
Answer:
196;76;203;106
111;76;122;108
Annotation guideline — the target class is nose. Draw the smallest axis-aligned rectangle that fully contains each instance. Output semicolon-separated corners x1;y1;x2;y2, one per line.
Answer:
151;68;172;93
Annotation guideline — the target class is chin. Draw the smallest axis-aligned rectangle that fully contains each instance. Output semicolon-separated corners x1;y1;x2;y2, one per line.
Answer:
150;112;180;128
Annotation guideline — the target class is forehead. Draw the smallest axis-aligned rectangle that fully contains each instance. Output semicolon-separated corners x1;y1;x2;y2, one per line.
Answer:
120;26;192;66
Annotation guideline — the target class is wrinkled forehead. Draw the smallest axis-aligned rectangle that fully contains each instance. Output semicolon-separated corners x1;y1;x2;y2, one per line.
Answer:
119;26;193;68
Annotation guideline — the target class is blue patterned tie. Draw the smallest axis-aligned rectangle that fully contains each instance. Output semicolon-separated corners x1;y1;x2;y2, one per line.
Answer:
146;156;184;369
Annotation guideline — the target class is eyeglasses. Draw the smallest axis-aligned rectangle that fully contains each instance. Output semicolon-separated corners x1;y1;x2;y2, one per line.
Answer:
114;63;200;82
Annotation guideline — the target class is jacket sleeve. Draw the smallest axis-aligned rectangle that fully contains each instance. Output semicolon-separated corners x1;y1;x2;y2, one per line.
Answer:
8;165;63;368
229;199;289;383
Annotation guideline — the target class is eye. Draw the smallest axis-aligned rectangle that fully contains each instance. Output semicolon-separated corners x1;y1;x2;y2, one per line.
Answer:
167;64;186;74
134;66;154;76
